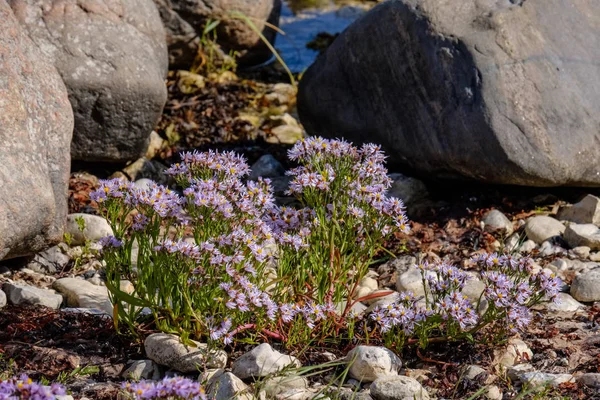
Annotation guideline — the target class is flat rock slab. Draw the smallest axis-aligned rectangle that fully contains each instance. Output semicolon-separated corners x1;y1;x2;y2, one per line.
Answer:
3;282;63;309
53;278;112;315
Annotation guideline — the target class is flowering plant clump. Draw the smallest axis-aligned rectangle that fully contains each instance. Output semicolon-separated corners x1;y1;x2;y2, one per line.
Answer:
0;374;66;399
122;376;207;400
275;138;409;305
93;136;555;349
92;138;409;345
371;253;562;348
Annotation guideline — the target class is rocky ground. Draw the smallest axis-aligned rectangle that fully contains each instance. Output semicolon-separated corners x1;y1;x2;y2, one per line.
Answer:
2;1;600;397
3;142;600;398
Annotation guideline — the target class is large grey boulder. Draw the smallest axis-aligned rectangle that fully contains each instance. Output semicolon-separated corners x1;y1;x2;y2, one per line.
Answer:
298;0;600;186
0;0;73;260
9;0;168;163
154;0;281;68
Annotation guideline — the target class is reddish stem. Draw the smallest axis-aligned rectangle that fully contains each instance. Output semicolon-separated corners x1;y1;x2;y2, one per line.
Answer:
231;324;285;341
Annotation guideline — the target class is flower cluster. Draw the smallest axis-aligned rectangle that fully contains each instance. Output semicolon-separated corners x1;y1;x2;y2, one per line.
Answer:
94;140;413;345
370;291;431;334
0;375;66;400
166;150;250;182
371;253;563;342
122;376;206;400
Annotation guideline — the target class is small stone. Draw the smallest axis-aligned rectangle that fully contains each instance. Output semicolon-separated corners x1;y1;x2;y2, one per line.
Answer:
507;364;535;381
494;338;533;368
270;388;315;400
404;369;430;384
524;216;565;244
264;375;309;398
2;282;63;309
503;234;520;253
207;371;253;400
249;154;285;180
517;372;574;388
0;289;6;308
577;373;600;388
335;388;373;400
571;268;600;302
264;83;296;106
347;346;402;383
369;376;430;400
232;343;301;379
53;278;112;314
378;256;417;276
66;214;113;245
485;385;502;400
133;178;155;191
27;246;70;274
545;293;584;312
359;277;379;292
564;223;600;250
144;333;227;373
396;268;427;297
145;131;165;159
539;241;566;257
122;360;161;381
387;173;429;212
571;246;591;259
520;240;537;253
267;125;304;145
463;365;486;380
557;194;600;225
483;210;514;236
590;251;600;262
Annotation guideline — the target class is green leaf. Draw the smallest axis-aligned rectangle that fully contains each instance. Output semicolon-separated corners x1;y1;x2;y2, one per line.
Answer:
105;279;149;308
204;19;221;35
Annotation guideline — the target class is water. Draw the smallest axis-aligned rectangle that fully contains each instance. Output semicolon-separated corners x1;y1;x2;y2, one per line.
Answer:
275;1;373;72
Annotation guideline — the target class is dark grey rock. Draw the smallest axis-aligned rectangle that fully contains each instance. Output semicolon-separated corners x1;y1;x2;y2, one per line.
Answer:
0;0;73;260
9;0;168;163
249;154;285;180
298;0;600;186
28;246;70;274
